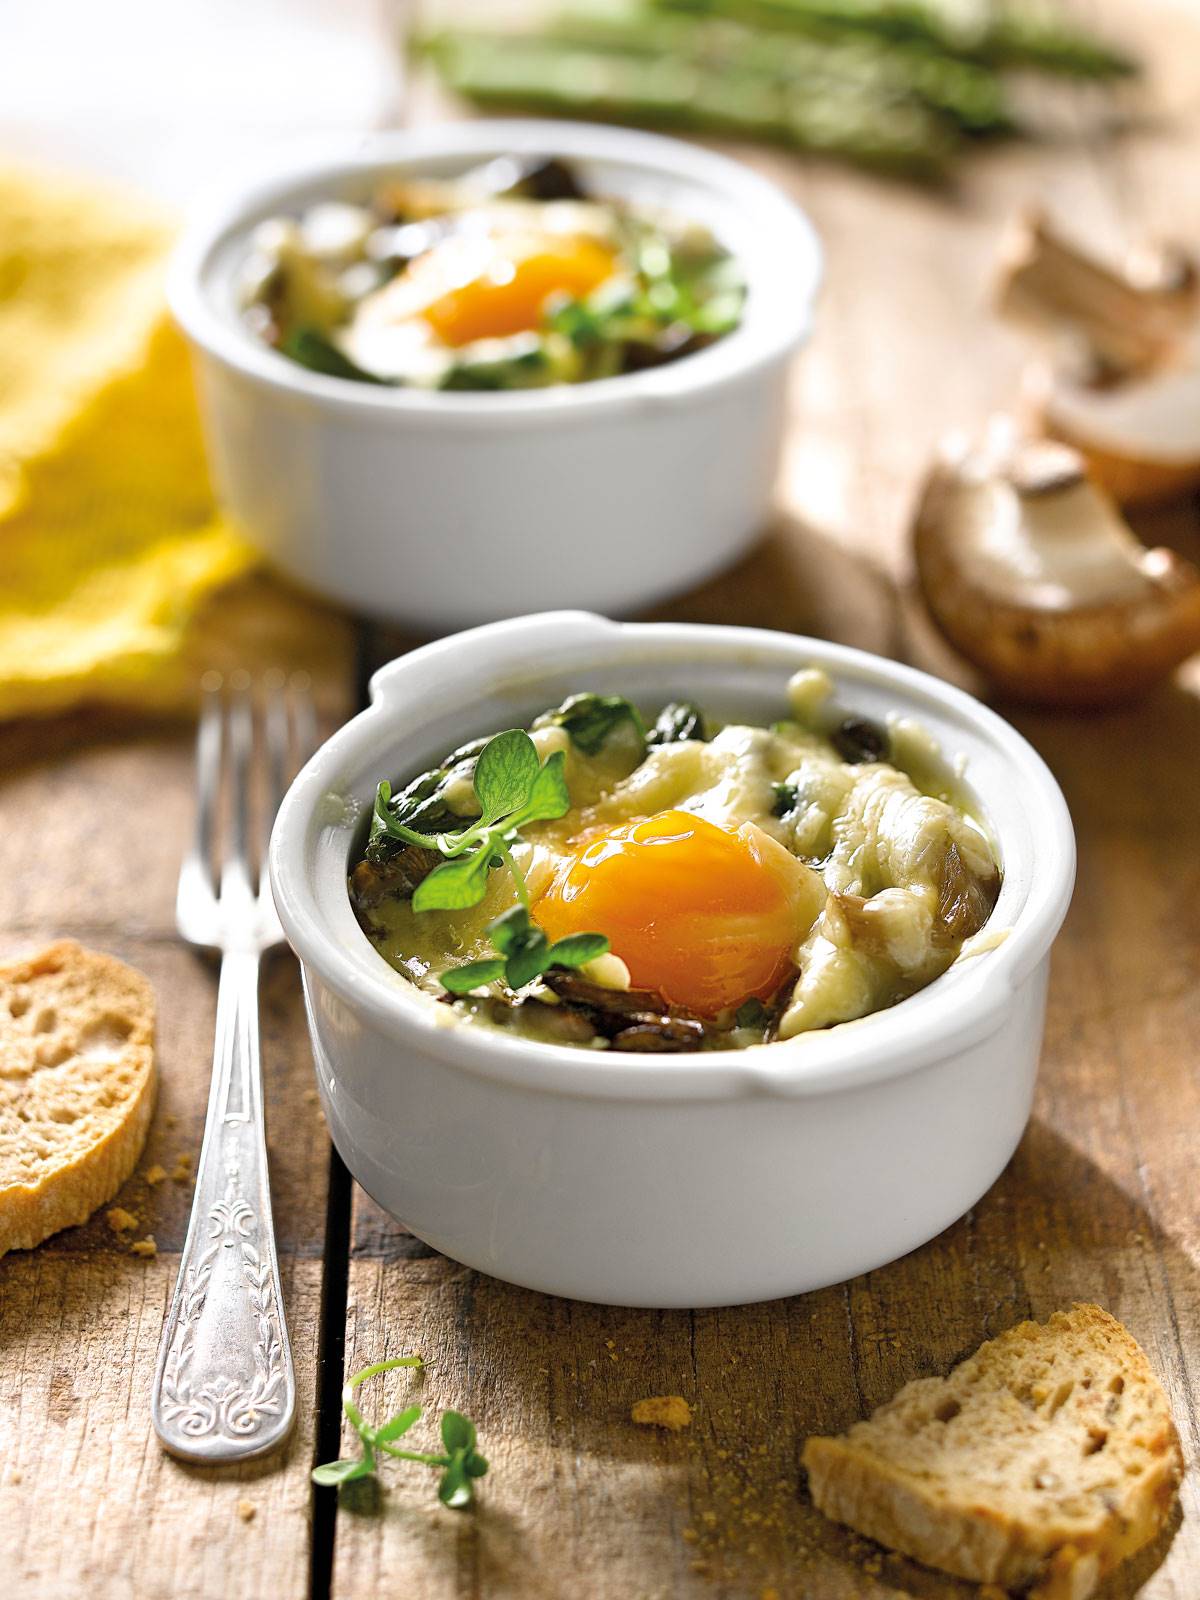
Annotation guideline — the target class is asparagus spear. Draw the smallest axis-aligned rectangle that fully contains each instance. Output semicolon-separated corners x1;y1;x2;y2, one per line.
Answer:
653;0;1137;78
420;28;959;178
535;5;1012;134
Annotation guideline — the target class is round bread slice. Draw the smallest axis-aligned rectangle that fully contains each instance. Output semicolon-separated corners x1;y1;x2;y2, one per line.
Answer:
803;1304;1182;1600
0;940;156;1255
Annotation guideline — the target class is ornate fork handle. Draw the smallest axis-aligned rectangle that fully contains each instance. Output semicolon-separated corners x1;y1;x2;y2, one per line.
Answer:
152;948;296;1463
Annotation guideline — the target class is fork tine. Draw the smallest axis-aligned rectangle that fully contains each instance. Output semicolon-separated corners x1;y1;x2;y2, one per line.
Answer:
177;672;223;915
290;671;318;770
221;669;255;902
259;671;290;900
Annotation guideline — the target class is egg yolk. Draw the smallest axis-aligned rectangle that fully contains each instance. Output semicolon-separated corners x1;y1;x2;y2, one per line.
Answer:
421;236;617;347
534;809;810;1018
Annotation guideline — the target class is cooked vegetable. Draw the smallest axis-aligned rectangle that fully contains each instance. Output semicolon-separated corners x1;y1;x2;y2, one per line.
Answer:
278;326;389;385
542;971;708;1051
830;715;889;764
535;692;648;755
240;156;744;390
648;700;708;744
912;428;1200;706
351;680;1002;1051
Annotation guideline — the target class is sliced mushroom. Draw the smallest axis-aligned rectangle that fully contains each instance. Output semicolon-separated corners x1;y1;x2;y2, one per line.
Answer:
912;426;1200;706
996;212;1200;506
542;971;708;1052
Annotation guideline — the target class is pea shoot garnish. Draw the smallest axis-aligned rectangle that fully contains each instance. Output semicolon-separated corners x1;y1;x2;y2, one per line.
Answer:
371;728;570;912
312;1357;487;1509
440;904;609;995
370;725;615;997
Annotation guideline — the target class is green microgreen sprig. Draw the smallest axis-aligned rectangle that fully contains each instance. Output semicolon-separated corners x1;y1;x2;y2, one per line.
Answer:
371;729;571;912
311;1357;487;1509
441;904;609;995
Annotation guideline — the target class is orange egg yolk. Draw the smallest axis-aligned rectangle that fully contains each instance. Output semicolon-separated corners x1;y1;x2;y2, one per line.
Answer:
533;809;808;1018
421;236;617;347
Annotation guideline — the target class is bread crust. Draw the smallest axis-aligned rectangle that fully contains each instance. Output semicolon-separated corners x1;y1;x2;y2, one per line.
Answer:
803;1304;1182;1598
0;940;157;1255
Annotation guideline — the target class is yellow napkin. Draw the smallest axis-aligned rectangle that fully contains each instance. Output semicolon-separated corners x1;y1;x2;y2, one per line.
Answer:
0;165;255;719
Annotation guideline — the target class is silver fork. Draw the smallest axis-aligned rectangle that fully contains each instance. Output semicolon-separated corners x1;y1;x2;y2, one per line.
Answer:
152;669;316;1464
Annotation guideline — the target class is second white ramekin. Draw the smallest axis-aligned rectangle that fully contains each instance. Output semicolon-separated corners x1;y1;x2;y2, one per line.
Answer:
269;614;1075;1307
170;122;822;629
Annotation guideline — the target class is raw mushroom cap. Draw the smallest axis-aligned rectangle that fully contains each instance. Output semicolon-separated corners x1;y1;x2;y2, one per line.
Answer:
912;430;1200;707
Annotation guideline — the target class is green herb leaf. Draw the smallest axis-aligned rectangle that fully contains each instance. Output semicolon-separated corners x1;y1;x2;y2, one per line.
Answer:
438;906;610;995
488;903;533;956
441;1411;477;1453
312;1457;375;1487
438;1456;472;1509
541;693;647;756
472;729;541;823
376;1404;423;1443
313;1355;484;1508
547;932;610;968
439;958;506;994
411;847;498;912
513;749;570;825
771;781;798;819
503;929;553;990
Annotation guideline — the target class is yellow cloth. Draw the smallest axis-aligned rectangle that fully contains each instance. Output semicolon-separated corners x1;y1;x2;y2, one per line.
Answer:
0;165;255;719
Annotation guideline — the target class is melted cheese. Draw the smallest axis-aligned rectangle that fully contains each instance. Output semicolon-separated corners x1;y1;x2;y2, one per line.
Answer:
369;712;999;1040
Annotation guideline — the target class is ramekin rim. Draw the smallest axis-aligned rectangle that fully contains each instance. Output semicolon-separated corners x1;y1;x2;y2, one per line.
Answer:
268;613;1076;1102
167;119;823;423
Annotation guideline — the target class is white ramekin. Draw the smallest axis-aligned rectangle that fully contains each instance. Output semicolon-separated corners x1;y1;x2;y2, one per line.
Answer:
169;121;821;631
269;614;1074;1308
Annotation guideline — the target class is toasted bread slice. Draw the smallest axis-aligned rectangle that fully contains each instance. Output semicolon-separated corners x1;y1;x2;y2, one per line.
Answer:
804;1304;1182;1599
0;941;156;1255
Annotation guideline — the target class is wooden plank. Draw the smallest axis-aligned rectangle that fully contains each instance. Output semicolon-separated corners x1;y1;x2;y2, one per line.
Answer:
0;579;357;1600
331;6;1200;1597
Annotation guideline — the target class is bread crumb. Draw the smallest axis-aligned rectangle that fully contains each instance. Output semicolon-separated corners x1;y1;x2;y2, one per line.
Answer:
632;1396;693;1431
164;1113;178;1129
143;1164;167;1186
237;1499;256;1523
131;1235;157;1258
106;1206;139;1234
7;1469;22;1485
170;1153;192;1182
303;1089;319;1104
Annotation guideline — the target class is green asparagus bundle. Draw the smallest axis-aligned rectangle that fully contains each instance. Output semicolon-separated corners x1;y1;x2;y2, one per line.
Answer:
536;6;1013;132
419;0;1137;180
654;0;1138;76
423;28;955;177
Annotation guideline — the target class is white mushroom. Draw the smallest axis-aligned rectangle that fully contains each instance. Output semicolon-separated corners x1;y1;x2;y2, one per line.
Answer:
996;212;1200;506
912;424;1200;706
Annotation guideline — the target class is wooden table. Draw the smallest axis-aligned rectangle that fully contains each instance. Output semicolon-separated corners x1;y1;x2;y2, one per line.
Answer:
3;5;1199;1594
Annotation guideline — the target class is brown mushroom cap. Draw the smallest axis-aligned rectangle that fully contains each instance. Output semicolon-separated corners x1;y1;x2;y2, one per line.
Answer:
912;428;1200;707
